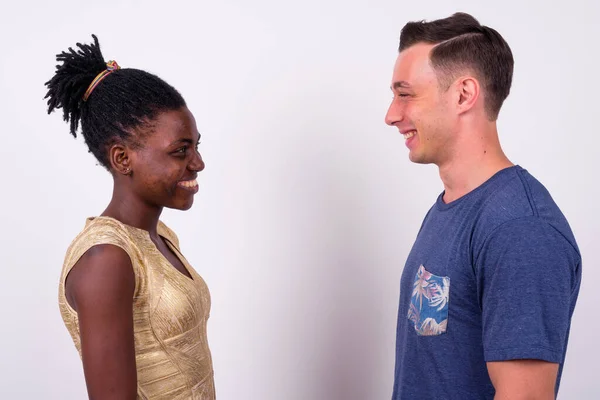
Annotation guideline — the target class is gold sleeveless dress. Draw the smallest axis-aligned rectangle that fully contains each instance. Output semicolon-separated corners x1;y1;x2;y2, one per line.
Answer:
58;216;215;399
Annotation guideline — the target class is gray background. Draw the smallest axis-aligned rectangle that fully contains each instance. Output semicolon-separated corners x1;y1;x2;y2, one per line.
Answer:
0;0;597;398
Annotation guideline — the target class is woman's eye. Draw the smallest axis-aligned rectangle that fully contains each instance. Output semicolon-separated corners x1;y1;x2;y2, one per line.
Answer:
175;147;188;154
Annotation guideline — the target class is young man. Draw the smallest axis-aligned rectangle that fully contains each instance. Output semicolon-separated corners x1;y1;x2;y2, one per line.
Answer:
385;12;581;399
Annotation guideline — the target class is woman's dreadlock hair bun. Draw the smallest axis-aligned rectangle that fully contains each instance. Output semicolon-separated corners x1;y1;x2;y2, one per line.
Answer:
44;34;107;138
44;34;186;169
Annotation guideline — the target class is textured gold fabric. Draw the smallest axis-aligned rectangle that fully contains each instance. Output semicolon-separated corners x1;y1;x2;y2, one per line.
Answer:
58;216;215;399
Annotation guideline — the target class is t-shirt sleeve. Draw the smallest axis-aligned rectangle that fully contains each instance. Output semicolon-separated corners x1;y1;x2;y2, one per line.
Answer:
475;217;581;363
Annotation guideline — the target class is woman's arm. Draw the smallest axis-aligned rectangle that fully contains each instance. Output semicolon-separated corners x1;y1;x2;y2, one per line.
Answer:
66;244;137;400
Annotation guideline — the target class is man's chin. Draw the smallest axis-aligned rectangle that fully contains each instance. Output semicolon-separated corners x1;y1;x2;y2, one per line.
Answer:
408;152;429;164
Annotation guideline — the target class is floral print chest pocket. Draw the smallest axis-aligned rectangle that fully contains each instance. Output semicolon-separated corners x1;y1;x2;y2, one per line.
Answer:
408;265;450;336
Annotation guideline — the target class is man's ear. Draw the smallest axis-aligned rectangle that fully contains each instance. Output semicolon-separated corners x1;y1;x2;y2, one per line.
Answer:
454;75;481;115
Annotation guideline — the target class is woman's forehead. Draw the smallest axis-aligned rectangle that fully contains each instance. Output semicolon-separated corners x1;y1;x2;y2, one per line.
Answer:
142;108;200;145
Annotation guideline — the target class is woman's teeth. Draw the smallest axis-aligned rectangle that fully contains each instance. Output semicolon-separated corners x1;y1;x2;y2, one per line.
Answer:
180;179;198;188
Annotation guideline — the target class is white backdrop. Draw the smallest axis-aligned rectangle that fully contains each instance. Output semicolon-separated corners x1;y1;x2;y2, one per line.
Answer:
0;0;598;399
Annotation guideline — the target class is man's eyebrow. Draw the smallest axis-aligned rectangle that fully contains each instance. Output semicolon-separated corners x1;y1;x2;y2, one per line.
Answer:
392;81;411;90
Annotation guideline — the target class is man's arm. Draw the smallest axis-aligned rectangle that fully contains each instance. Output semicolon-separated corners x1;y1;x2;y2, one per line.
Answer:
487;360;558;399
475;217;581;400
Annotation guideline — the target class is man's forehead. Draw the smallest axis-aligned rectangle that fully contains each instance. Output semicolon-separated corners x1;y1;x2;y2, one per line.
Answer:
397;43;434;67
392;43;437;86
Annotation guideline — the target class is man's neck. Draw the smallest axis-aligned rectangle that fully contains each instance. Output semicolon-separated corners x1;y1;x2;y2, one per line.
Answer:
438;126;513;204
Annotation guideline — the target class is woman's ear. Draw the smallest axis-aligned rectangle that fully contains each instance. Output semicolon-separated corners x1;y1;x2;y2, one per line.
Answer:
108;142;133;176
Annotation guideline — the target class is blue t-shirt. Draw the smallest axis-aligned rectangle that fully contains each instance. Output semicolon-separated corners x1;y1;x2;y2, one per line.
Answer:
392;165;582;399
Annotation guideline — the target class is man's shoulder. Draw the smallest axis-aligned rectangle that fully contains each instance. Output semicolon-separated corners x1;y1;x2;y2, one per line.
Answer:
478;165;538;223
473;165;578;255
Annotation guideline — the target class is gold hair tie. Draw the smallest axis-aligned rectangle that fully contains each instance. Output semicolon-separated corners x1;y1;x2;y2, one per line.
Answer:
83;60;120;102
